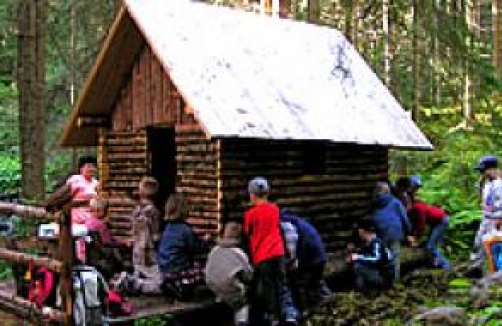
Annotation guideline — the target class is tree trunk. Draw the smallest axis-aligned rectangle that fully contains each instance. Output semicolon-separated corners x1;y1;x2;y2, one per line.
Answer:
307;0;320;23
383;0;391;86
17;0;47;200
494;0;502;76
412;0;421;121
463;0;474;123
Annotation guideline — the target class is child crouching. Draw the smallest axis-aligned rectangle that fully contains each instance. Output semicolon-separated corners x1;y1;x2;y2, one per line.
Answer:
348;219;394;292
205;220;253;326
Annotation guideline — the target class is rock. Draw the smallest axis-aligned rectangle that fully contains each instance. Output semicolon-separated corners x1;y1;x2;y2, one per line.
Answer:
470;270;502;308
409;306;466;325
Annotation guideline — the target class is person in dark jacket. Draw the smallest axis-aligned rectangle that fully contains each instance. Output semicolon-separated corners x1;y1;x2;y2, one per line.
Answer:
157;193;211;300
280;209;330;309
370;182;415;282
348;219;394;291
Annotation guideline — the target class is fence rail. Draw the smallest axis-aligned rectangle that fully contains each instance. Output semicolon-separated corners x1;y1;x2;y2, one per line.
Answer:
0;200;73;325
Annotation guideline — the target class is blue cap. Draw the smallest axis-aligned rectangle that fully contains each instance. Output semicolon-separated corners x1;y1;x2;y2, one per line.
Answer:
248;177;270;194
475;155;498;172
410;175;422;187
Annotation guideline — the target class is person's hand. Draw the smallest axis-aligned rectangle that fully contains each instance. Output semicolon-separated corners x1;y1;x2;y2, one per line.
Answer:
347;253;358;263
347;243;355;251
202;233;212;242
407;236;418;247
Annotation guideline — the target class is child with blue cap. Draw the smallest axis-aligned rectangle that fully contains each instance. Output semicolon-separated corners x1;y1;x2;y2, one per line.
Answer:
468;155;502;277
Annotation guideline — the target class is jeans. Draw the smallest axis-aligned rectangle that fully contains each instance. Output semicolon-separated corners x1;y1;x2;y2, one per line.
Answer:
427;217;451;269
353;262;384;291
249;257;298;326
386;240;401;282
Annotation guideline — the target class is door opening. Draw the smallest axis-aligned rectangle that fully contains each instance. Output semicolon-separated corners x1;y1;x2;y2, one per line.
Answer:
147;127;176;215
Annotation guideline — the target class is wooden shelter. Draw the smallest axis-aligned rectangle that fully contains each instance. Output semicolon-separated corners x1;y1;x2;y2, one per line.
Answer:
60;0;432;251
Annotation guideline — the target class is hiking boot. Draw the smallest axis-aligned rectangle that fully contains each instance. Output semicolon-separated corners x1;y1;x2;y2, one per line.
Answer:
466;267;483;279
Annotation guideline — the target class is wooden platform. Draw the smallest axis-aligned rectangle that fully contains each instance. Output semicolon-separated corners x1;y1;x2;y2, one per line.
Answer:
0;279;229;325
108;295;220;323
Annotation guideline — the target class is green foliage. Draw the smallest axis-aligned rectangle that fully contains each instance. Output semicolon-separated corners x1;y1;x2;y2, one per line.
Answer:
0;155;20;195
134;315;175;326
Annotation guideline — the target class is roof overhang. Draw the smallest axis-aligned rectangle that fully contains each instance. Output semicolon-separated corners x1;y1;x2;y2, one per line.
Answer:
59;7;144;146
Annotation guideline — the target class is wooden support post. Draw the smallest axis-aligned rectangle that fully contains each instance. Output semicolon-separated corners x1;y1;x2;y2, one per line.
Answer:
58;211;74;325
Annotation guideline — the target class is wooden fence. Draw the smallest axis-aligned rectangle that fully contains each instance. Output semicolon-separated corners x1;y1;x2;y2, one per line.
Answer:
0;202;73;325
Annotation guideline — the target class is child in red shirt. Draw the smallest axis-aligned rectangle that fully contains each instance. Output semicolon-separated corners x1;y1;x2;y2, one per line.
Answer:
244;177;298;326
408;200;451;269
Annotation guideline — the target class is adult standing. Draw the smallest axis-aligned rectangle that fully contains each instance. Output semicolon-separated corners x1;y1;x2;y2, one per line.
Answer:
66;155;99;262
468;155;502;277
66;155;99;225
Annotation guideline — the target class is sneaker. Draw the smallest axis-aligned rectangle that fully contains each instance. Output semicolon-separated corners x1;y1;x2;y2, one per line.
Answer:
283;317;298;326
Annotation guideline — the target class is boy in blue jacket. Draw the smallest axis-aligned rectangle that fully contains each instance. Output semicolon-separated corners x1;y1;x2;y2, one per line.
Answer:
370;182;415;282
348;219;394;291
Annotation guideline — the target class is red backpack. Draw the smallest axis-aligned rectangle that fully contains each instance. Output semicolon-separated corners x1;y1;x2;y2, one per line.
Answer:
28;266;58;309
106;289;133;318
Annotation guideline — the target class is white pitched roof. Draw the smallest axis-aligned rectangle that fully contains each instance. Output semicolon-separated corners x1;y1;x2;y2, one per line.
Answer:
125;0;432;149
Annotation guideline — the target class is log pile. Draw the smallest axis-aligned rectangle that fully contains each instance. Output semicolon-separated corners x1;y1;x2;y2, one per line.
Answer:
99;131;147;242
219;139;388;251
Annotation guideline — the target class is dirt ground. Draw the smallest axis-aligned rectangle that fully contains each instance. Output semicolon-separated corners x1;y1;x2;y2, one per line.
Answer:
0;311;21;325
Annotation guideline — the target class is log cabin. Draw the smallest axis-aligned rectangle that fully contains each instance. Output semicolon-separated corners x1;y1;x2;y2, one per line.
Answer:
59;0;433;255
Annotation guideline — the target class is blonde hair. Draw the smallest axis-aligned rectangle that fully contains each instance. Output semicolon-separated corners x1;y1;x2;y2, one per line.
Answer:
164;193;186;221
139;176;159;200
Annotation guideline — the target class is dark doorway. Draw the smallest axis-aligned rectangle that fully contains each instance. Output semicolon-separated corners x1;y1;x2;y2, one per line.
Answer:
147;127;176;214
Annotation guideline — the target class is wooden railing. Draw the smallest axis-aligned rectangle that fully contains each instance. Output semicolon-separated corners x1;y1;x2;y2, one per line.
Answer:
0;201;74;325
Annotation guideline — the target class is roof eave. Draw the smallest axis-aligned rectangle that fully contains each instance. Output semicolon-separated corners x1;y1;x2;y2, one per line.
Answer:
59;6;144;147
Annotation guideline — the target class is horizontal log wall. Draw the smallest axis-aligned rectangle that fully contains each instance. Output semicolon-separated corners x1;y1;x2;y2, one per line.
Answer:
175;118;219;235
99;131;148;243
219;138;388;252
106;42;218;239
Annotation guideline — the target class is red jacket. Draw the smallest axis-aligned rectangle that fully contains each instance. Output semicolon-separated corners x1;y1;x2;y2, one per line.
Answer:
409;201;447;237
244;202;285;264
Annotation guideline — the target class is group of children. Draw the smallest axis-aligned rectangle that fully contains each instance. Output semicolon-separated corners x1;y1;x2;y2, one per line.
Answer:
347;176;451;292
62;155;457;324
68;167;329;325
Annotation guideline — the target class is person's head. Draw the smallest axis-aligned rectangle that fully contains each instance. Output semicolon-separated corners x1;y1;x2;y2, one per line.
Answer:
164;193;186;221
356;219;377;241
221;220;243;241
78;155;97;180
373;181;391;197
89;197;108;220
409;175;422;193
395;176;411;192
139;176;158;201
476;155;500;180
248;177;270;204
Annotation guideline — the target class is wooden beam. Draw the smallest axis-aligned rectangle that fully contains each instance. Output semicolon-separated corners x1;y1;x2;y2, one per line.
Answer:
0;289;65;323
0;248;62;273
0;202;54;220
76;115;110;128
